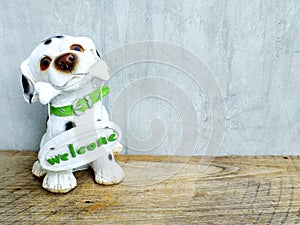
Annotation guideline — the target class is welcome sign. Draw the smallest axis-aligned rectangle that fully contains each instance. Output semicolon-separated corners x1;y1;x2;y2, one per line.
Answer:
38;121;122;171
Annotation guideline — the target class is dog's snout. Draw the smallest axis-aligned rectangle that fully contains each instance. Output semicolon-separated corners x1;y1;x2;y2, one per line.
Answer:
54;53;78;73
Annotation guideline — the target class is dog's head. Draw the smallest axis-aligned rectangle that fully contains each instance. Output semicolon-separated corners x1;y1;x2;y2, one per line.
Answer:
21;35;109;104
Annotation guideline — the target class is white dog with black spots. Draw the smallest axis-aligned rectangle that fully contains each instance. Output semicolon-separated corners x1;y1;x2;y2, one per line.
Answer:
21;35;124;193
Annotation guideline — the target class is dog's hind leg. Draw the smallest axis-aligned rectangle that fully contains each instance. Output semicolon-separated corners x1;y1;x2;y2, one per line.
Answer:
90;150;124;185
32;160;47;178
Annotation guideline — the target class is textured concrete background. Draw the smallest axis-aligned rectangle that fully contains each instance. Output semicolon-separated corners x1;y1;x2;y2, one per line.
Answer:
0;0;299;155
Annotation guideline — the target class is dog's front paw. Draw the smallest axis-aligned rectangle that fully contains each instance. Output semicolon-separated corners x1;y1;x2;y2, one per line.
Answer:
42;170;77;193
91;153;124;185
32;160;47;178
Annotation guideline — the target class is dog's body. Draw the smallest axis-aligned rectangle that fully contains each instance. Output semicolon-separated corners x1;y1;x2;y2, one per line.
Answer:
21;35;124;193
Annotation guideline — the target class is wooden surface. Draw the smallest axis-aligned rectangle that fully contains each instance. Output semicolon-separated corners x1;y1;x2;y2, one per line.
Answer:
0;151;299;225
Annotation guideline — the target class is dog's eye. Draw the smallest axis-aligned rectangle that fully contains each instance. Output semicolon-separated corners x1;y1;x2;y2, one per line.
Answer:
70;44;84;52
40;56;52;71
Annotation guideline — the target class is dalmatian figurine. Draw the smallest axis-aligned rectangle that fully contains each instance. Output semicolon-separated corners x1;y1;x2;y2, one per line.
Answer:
21;35;124;193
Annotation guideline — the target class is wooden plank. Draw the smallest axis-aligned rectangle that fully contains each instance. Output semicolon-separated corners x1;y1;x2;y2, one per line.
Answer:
0;151;299;224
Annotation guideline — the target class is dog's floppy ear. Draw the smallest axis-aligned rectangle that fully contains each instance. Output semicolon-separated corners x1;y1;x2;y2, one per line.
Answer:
91;49;110;80
21;58;38;104
21;58;61;105
88;59;110;81
35;82;61;105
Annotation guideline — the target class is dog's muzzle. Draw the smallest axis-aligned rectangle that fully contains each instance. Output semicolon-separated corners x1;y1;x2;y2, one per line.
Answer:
54;53;78;73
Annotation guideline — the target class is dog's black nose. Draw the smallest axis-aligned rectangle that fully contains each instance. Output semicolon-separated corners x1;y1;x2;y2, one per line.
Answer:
54;53;78;72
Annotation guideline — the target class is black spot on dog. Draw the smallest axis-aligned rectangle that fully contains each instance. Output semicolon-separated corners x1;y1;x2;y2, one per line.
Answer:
45;116;49;127
65;121;76;131
22;74;30;94
44;39;52;45
42;35;64;44
108;154;113;161
29;94;33;104
96;50;101;58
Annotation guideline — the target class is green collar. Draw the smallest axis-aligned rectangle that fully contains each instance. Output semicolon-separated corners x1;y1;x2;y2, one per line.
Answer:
50;86;110;117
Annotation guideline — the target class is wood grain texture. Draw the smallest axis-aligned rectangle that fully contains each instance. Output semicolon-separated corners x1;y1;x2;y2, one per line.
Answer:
0;151;299;224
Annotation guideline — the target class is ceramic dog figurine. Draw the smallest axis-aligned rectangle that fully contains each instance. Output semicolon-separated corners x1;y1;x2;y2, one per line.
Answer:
21;35;124;193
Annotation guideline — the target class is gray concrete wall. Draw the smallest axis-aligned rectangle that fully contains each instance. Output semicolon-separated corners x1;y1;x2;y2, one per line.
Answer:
0;0;299;155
